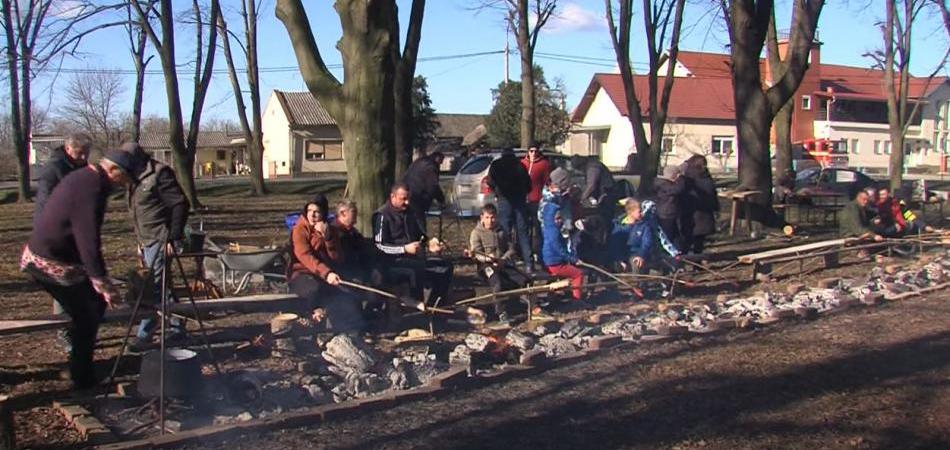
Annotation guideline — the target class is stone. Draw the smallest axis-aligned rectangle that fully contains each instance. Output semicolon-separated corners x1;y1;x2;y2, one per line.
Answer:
589;335;622;350
884;264;901;275
236;412;254;422
519;349;547;366
505;330;535;351
817;278;839;289
304;384;333;404
322;335;375;374
559;319;583;339
862;292;884;305
342;372;390;398
531;321;560;337
386;360;415;390
785;282;806;296
794;307;819;320
464;333;491;352
448;344;472;366
538;334;577;357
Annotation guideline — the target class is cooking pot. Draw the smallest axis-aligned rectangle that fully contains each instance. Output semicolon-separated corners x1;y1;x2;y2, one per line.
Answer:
138;348;203;398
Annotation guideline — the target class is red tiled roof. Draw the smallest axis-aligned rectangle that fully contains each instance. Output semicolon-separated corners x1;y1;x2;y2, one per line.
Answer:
574;50;948;122
572;73;735;122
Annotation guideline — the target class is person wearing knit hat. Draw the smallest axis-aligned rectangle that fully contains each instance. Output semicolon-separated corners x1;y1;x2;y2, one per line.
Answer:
21;154;133;389
654;165;686;250
124;142;190;353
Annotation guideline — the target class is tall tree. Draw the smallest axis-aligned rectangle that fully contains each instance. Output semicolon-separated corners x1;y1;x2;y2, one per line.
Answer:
720;0;824;217
393;0;426;179
125;0;155;142
605;0;686;195
765;9;794;179
218;0;266;195
478;0;557;149
130;0;221;208
485;68;570;148
277;0;400;233
411;75;440;151
59;70;127;149
1;1;123;202
867;0;948;191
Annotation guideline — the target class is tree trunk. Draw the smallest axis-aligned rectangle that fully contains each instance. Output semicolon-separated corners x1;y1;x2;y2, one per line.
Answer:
17;55;33;203
393;70;413;179
890;133;905;191
516;0;535;149
3;0;29;202
246;0;266;195
130;28;147;142
773;98;793;176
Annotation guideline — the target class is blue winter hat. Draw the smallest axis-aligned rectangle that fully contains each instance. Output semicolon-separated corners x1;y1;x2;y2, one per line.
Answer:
102;149;139;174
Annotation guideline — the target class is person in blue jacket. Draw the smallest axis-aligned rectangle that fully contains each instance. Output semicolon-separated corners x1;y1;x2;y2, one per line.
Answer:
539;172;585;301
610;198;680;273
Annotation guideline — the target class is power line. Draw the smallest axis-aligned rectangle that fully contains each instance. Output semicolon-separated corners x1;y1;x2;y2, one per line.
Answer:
49;50;507;76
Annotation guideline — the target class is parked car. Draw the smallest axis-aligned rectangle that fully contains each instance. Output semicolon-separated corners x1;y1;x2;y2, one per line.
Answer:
452;150;638;217
793;167;878;201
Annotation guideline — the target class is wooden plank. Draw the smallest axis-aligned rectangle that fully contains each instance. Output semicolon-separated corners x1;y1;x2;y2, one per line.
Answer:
737;238;850;264
0;293;300;337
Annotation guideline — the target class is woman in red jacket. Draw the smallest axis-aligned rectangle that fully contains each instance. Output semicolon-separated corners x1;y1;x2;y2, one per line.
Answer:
288;195;364;332
521;144;552;257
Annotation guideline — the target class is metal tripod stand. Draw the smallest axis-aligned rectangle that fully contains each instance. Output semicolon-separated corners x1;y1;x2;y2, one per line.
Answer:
105;239;221;435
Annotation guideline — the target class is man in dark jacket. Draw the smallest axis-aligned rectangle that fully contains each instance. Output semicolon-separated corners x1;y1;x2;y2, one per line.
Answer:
402;152;445;233
34;133;93;223
20;151;135;389
373;183;453;306
33;133;93;349
654;165;685;250
487;148;534;272
121;143;190;352
572;155;617;221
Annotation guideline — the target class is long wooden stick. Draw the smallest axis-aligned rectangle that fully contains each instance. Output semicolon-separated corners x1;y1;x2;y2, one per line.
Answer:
678;257;736;286
338;280;453;315
455;280;622;306
613;272;694;286
575;260;643;298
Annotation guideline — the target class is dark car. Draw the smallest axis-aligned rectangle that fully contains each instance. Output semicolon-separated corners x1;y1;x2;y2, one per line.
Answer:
794;167;878;201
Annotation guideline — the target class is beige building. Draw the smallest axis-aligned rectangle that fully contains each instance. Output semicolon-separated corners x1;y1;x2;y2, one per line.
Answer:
262;89;487;177
566;49;950;175
139;131;245;177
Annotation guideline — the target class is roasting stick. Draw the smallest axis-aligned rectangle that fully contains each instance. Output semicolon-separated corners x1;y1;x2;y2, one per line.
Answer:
338;280;454;315
575;260;643;298
678;257;738;286
614;272;695;286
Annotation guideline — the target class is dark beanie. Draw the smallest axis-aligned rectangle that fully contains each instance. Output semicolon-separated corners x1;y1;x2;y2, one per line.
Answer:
102;149;138;174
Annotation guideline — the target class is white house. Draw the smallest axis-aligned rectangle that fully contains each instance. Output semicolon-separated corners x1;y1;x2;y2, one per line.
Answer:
566;48;950;174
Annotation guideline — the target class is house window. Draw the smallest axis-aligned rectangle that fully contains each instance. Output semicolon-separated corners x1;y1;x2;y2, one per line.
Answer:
305;140;344;161
662;136;674;153
884;140;892;155
801;95;812;111
711;136;734;156
850;138;860;155
873;140;882;155
216;150;227;160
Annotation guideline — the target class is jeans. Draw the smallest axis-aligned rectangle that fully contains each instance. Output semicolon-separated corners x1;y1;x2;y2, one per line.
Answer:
136;241;182;340
496;196;533;270
289;273;365;333
526;202;541;260
481;264;529;314
31;277;105;388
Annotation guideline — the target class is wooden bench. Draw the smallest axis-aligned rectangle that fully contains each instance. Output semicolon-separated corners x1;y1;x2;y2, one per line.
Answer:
737;238;857;281
0;293;300;337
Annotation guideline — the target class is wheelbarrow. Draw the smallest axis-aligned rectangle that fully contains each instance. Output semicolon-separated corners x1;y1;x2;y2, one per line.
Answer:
206;237;288;295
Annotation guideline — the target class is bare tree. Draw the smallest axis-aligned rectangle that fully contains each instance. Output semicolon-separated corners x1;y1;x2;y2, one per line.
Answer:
478;0;557;149
218;0;266;194
130;0;221;208
1;1;124;202
932;0;950;37
605;0;686;195
277;0;416;233
59;70;127;149
865;1;949;191
393;0;426;179
766;9;794;178
720;0;824;218
125;0;156;142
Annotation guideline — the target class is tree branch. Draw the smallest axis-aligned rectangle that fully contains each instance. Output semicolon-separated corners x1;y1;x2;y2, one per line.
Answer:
274;0;343;120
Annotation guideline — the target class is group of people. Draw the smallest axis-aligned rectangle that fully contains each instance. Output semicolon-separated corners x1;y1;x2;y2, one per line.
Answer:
23;137;188;389
840;185;933;246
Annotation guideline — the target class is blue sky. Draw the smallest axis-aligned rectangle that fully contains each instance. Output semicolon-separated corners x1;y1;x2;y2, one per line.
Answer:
30;0;950;124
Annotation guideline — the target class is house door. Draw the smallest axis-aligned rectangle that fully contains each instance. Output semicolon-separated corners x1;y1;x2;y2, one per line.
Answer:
269;161;277;177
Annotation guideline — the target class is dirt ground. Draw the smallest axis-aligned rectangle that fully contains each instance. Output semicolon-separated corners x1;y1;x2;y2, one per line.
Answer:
1;183;948;449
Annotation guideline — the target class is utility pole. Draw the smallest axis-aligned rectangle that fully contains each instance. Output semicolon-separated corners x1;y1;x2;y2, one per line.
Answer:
504;21;510;83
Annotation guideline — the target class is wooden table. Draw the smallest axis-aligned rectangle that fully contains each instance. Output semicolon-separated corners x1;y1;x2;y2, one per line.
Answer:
718;190;762;236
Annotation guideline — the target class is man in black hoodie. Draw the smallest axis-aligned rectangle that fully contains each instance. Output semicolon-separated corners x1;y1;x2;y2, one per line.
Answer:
402;152;445;233
654;165;686;250
487;148;534;272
